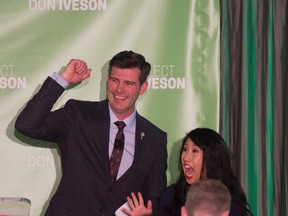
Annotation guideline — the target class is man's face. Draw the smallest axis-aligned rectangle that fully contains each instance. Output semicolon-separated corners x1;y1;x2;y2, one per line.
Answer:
107;66;148;120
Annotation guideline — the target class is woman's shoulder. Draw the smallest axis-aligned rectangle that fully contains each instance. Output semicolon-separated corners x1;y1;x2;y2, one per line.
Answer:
162;184;176;194
158;184;179;215
229;201;242;216
160;184;176;204
230;198;252;216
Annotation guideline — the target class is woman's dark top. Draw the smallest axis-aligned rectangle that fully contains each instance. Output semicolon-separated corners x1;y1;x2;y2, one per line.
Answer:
155;184;179;216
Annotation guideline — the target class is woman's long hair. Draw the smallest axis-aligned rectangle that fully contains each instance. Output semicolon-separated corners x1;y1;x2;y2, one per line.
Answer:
175;128;252;216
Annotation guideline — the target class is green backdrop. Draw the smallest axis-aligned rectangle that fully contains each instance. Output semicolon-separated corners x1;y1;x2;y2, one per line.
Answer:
0;1;220;215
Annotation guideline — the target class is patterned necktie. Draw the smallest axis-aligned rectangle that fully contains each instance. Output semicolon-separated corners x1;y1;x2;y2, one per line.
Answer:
110;121;126;182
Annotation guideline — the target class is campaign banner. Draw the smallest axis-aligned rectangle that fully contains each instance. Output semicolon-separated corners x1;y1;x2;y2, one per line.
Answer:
0;0;219;215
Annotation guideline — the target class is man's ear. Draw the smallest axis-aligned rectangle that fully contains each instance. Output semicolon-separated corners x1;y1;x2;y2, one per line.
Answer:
139;81;148;95
221;210;230;216
181;206;187;216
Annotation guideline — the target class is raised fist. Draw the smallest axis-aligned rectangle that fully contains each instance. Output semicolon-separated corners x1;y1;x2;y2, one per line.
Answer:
60;59;92;83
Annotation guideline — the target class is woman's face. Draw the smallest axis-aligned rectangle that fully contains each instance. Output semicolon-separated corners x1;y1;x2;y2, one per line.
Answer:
181;138;204;184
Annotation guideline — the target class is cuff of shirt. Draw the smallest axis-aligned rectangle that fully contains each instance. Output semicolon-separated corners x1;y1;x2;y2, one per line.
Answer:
50;72;69;89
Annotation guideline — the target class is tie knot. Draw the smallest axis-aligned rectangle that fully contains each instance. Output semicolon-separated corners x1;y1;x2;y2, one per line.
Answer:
115;121;126;130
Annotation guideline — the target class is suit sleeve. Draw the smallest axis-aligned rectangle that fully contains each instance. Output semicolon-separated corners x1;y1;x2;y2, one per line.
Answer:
15;77;75;143
145;131;168;210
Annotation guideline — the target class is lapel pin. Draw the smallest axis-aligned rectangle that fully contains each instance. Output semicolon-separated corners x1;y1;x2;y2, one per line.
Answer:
141;132;145;140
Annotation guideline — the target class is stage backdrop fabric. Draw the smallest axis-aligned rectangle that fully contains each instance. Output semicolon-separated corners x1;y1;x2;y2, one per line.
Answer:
0;1;220;215
220;0;288;215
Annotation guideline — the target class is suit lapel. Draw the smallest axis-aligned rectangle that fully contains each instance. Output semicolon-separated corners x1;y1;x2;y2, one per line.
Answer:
94;100;111;177
133;113;147;166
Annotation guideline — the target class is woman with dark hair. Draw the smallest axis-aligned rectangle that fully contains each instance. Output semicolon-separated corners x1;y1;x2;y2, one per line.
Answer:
123;128;253;216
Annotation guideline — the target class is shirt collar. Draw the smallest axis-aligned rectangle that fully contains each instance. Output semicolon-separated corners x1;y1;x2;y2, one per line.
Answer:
108;105;136;129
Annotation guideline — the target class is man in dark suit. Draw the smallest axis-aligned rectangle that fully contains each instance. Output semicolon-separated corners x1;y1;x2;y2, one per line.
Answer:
15;51;167;216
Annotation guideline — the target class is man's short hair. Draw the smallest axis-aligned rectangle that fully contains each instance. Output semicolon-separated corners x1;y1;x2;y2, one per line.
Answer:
185;179;231;216
108;50;151;85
